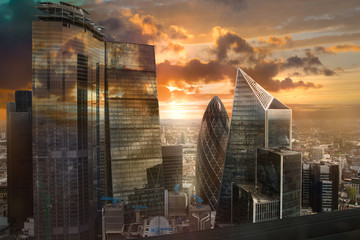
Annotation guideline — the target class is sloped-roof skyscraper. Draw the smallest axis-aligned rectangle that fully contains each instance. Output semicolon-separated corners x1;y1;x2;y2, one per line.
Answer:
216;68;292;223
196;96;230;210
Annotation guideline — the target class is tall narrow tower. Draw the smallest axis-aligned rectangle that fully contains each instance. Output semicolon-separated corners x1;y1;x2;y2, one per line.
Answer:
216;68;292;224
32;2;105;239
7;91;33;229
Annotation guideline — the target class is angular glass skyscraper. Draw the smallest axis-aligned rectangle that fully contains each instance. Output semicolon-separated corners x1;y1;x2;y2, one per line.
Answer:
196;96;230;210
216;68;292;223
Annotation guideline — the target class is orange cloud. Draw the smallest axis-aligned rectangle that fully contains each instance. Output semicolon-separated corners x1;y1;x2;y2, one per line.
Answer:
259;35;293;47
315;43;360;54
169;25;194;40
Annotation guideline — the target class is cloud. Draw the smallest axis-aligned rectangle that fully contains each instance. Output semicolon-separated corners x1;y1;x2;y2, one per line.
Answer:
168;25;194;40
242;60;322;92
283;50;335;76
315;43;360;54
258;35;294;48
157;59;235;87
212;26;254;61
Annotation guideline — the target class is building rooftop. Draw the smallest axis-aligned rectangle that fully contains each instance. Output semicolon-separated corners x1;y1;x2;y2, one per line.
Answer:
35;1;105;37
238;184;279;203
259;148;301;156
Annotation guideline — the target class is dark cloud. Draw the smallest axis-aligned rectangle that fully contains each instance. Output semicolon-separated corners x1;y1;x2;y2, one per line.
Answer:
214;30;254;61
243;60;322;92
157;59;236;87
314;46;334;54
98;17;124;31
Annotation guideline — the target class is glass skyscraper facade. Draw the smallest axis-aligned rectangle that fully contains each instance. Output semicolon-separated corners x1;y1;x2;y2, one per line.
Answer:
32;1;164;238
162;145;183;190
216;68;292;223
257;148;301;219
32;3;105;238
196;96;230;211
105;42;164;220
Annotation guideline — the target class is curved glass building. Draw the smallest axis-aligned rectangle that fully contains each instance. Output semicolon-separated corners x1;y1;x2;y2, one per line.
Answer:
196;96;230;210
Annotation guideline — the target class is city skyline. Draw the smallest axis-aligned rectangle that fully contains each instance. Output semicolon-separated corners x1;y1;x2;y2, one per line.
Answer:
1;0;360;121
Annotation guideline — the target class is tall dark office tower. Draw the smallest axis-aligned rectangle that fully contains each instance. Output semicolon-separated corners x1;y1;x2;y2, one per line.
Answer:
302;163;311;208
308;163;339;212
216;68;292;223
32;2;105;239
257;148;301;219
196;96;230;211
6;91;32;229
162;145;183;190
105;42;164;219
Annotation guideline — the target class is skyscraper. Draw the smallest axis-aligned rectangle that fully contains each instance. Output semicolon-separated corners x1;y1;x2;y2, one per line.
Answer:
307;162;339;212
257;148;301;219
162;145;183;190
196;96;230;210
105;42;164;219
216;68;292;223
6;91;33;229
32;2;164;238
32;2;105;239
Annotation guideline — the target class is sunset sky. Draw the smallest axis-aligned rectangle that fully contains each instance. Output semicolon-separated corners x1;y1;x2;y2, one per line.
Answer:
0;0;359;120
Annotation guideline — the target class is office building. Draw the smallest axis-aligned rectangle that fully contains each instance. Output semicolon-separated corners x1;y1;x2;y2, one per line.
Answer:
313;147;324;161
232;184;280;224
196;96;230;210
217;68;292;223
32;2;164;238
302;163;311;208
256;148;301;219
105;42;164;218
162;145;183;190
33;3;105;239
306;162;339;212
6;90;32;229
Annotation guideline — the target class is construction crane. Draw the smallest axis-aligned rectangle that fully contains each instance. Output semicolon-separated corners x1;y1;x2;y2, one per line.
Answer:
38;172;51;240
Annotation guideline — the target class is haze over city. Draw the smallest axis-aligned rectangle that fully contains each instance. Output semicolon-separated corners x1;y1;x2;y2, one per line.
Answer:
0;0;360;120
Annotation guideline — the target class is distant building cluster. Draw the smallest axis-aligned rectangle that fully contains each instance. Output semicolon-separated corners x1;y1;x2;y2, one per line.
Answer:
2;1;360;240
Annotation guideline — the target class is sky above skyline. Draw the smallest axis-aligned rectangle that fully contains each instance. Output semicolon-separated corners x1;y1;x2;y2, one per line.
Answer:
0;0;359;120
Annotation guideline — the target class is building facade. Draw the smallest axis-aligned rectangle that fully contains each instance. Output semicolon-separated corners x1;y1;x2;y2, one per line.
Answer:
305;162;339;212
196;96;230;211
257;148;301;219
105;42;164;220
6;91;33;229
232;184;280;224
32;2;164;238
216;68;292;223
162;145;183;190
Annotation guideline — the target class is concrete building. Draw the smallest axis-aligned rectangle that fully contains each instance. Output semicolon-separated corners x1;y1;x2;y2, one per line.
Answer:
6;90;32;229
